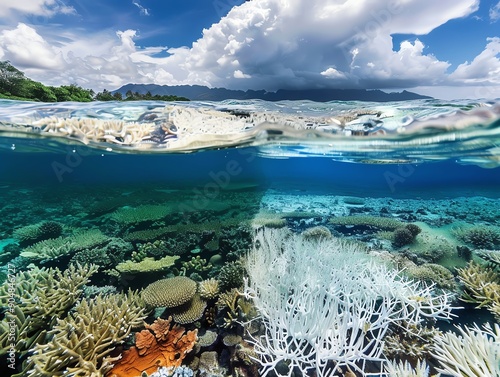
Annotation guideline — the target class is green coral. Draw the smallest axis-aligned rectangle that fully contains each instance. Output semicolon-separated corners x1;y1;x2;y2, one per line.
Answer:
329;215;404;230
453;225;500;250
13;221;63;245
20;229;108;261
110;204;172;225
406;263;456;290
218;261;245;292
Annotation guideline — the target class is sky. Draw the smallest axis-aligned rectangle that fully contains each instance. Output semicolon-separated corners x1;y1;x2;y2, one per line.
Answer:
0;0;499;99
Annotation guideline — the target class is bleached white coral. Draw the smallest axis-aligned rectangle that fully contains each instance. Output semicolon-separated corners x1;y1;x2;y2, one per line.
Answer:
384;360;430;377
432;323;500;377
243;228;455;377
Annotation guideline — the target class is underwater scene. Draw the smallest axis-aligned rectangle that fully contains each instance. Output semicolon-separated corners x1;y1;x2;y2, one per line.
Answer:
0;98;499;377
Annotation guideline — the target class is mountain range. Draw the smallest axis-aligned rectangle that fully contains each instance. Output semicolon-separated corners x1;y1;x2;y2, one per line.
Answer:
114;84;432;102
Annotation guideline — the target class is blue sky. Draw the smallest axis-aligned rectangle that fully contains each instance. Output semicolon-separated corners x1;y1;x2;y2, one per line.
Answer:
0;0;499;99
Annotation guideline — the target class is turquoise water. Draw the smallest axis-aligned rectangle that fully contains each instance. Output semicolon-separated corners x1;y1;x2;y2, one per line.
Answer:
0;99;499;377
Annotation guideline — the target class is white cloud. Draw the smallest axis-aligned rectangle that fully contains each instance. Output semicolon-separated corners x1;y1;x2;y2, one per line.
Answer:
450;37;500;85
0;23;65;69
490;1;500;22
0;0;75;18
2;0;499;99
132;1;150;16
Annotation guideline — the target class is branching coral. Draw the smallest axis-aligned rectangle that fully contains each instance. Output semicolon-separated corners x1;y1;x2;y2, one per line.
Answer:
0;264;98;357
243;228;455;377
25;290;147;377
108;317;197;377
457;261;500;320
384;360;432;377
432;323;500;377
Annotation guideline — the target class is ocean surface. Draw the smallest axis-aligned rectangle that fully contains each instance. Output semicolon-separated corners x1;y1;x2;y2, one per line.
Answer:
0;98;499;377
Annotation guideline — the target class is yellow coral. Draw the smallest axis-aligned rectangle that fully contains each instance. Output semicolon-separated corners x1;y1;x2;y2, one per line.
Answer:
115;255;179;274
26;290;147;377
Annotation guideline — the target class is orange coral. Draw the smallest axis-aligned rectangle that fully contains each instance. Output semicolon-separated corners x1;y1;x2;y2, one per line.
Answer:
108;317;197;377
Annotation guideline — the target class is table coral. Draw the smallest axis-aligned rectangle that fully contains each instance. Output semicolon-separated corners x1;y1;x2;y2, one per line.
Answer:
116;255;179;274
108;317;197;377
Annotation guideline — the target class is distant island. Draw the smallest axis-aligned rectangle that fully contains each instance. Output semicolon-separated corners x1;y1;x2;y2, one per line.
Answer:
1;60;431;103
115;83;432;102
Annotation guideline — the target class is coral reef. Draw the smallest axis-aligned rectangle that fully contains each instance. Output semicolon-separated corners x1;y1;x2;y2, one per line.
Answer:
432;323;500;377
26;290;147;376
108;317;197;377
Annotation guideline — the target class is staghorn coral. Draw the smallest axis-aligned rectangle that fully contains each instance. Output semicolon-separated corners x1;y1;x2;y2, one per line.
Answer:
198;278;220;300
116;255;179;274
457;261;500;320
26;290;147;377
20;229;108;261
432;323;500;377
476;249;500;266
244;228;455;377
0;264;98;357
108;317;197;377
142;276;197;308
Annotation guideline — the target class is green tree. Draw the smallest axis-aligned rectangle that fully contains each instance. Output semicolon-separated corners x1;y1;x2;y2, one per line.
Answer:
0;61;26;96
95;89;115;101
113;92;123;100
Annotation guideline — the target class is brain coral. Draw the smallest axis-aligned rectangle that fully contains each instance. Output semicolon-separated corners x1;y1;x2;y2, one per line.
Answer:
142;276;197;308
